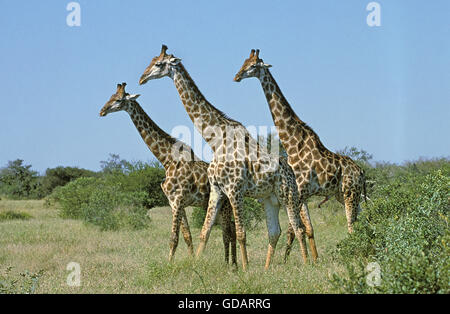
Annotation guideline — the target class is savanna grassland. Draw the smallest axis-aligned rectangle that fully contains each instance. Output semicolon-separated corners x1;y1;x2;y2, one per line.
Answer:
0;197;348;294
1;154;449;294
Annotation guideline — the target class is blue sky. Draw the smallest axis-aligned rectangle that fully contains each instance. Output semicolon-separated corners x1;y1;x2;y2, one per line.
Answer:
0;0;449;173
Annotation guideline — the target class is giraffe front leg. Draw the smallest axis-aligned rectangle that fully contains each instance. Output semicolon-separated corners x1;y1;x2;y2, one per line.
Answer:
263;196;281;270
196;185;224;258
227;192;248;271
344;193;358;234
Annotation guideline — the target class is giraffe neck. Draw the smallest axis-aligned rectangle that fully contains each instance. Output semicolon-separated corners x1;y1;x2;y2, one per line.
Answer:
259;69;305;128
126;101;198;169
258;69;326;153
171;63;239;151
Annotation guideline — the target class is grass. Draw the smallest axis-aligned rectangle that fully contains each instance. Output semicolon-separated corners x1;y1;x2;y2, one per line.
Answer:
0;197;350;293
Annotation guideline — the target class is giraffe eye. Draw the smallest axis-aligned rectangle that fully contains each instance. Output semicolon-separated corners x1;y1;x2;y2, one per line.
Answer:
155;62;163;67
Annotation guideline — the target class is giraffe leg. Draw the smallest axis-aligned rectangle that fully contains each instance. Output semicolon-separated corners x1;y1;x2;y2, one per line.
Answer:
168;204;184;262
299;202;318;262
342;179;362;234
277;169;309;265
344;194;359;234
220;201;237;266
180;208;194;257
196;184;224;258
285;205;308;264
230;219;237;267
219;210;230;264
284;223;295;263
227;192;248;271
263;197;281;270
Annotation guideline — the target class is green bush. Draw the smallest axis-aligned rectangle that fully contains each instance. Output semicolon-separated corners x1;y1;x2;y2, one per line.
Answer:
81;185;149;231
50;177;99;219
49;159;167;231
40;166;97;197
332;169;449;294
191;197;263;230
106;166;168;209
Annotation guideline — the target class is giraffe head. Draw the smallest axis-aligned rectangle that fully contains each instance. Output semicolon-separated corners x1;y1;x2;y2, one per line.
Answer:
139;45;182;85
99;83;140;117
234;49;272;82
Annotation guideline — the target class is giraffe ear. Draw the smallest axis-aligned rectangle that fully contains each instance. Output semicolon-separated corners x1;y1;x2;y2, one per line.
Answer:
126;94;140;100
169;57;181;65
263;63;272;68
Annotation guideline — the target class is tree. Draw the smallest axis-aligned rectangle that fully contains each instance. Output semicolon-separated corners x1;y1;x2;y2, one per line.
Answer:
40;166;97;196
100;154;134;174
336;146;373;164
0;159;40;199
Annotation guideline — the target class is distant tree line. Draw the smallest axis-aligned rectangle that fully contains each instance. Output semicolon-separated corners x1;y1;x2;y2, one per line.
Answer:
0;154;165;202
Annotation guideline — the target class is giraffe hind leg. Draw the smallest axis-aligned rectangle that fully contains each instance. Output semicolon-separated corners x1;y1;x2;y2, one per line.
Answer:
180;208;194;257
168;204;184;262
220;201;237;266
284;223;295;263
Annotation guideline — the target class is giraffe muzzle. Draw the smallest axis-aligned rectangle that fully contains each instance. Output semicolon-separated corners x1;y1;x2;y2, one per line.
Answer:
139;74;149;85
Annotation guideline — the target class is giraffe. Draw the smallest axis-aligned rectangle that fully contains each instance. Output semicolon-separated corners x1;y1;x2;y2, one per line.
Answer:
234;49;367;242
99;82;237;265
139;45;318;270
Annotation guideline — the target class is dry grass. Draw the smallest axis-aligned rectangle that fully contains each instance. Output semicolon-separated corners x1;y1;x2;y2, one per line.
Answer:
0;198;349;293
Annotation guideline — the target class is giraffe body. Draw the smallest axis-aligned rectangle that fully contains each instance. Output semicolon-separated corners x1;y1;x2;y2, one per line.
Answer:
100;83;237;265
139;46;318;270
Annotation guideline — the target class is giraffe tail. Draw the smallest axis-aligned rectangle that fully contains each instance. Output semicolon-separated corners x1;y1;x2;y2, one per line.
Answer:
363;171;368;204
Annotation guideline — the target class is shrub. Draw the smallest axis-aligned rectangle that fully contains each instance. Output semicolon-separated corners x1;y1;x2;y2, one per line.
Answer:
50;176;151;231
48;159;166;231
50;177;99;219
40;166;97;197
332;169;450;294
81;185;149;231
117;166;168;208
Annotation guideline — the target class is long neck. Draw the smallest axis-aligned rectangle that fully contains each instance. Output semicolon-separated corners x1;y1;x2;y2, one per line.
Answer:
258;69;326;152
171;63;239;150
259;69;306;129
126;101;199;169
